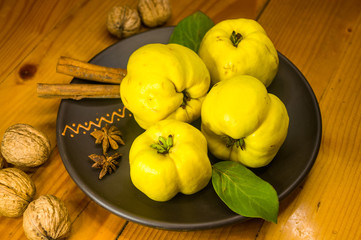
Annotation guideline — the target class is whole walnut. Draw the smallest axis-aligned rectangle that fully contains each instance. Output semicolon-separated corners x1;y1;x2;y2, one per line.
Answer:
0;168;36;217
1;123;51;168
107;5;141;39
23;195;72;240
138;0;171;27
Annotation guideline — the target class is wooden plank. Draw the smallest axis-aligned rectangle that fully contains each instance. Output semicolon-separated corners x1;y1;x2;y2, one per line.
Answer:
255;0;361;239
117;219;263;240
168;0;269;23
0;0;88;82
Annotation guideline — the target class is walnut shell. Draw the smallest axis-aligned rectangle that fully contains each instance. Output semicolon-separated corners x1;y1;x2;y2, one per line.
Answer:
0;168;36;217
0;150;4;169
138;0;171;27
107;5;141;39
23;195;72;240
1;124;51;168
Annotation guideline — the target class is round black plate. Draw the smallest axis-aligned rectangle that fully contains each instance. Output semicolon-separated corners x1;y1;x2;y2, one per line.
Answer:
56;27;322;230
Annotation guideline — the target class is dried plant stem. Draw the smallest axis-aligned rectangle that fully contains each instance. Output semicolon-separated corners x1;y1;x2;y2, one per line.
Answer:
56;56;126;84
37;83;120;100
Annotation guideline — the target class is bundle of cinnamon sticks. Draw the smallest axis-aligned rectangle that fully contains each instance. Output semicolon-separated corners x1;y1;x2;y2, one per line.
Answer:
37;56;127;100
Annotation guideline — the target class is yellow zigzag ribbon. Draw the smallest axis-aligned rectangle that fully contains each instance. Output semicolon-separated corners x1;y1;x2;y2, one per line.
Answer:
62;106;129;137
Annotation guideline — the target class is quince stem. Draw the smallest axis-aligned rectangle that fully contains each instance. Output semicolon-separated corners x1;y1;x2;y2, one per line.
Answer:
230;31;243;47
225;136;245;150
181;90;191;109
151;135;173;154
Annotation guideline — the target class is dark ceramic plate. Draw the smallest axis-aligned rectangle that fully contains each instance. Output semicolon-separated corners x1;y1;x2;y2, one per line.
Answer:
57;27;322;230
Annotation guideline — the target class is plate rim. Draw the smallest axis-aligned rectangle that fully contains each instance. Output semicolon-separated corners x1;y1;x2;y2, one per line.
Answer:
276;51;322;201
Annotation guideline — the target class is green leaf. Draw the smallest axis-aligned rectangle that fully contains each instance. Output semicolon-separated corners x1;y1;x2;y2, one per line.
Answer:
212;161;279;223
169;11;214;52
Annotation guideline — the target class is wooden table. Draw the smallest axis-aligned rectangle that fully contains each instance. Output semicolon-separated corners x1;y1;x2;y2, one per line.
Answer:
1;0;360;239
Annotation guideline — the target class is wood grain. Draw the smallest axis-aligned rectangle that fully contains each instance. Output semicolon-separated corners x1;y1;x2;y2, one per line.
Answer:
0;0;360;239
255;0;361;239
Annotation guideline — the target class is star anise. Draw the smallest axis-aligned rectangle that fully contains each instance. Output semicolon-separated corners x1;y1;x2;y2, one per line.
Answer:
88;152;122;179
90;124;125;155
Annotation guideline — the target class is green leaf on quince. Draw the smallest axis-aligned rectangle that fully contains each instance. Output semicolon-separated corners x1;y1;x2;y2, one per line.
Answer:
212;161;279;223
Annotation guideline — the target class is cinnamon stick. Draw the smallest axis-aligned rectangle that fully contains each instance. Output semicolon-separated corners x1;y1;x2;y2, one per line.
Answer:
56;56;126;84
37;83;120;100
